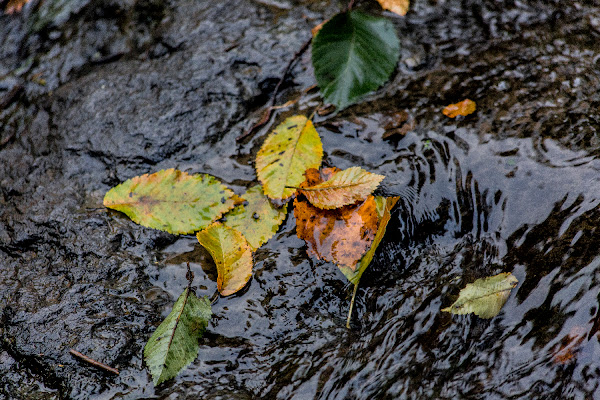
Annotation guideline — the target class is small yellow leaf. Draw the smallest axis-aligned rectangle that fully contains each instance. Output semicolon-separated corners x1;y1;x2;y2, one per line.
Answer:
196;223;253;296
376;0;409;16
442;272;518;318
299;166;385;209
256;115;323;200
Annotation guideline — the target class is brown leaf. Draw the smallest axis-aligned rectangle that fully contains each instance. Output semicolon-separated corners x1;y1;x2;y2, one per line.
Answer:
298;166;385;209
294;194;379;269
5;0;31;14
442;99;477;118
552;325;588;365
376;0;409;16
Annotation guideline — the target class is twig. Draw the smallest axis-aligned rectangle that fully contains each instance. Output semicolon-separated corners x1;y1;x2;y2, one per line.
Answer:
69;349;120;375
346;283;359;329
185;262;194;290
347;0;356;11
0;84;23;110
236;36;312;142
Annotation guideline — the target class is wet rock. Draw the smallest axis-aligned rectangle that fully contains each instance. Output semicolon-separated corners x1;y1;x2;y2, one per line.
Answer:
1;0;600;399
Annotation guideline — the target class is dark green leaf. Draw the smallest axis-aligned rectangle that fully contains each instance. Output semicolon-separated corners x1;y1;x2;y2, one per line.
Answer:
312;10;400;109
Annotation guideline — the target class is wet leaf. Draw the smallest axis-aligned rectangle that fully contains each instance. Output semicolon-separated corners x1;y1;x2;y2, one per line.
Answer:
5;0;31;14
552;326;588;365
442;99;476;118
144;289;211;386
223;185;288;250
294;194;380;269
298;166;385;209
256;115;323;200
196;223;253;296
442;272;518;318
376;0;409;16
338;196;399;284
312;10;400;109
104;169;235;234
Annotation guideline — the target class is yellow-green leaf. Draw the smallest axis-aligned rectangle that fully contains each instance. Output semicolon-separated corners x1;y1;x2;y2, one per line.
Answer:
299;166;385;209
255;116;323;200
442;272;518;319
103;169;235;234
196;223;253;296
223;185;288;250
338;196;399;285
376;0;409;16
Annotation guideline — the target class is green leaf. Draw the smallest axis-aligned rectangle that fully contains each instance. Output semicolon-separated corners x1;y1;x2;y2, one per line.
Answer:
256;115;323;200
299;166;385;209
338;196;399;285
442;272;518;319
144;289;211;386
103;169;235;234
196;223;253;296
224;185;288;250
312;10;400;109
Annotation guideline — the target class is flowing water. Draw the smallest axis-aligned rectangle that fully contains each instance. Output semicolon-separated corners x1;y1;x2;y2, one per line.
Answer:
1;0;600;399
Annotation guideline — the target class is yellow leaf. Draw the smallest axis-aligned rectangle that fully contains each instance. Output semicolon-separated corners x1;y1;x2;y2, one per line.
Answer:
223;185;288;250
299;166;385;209
376;0;409;16
442;272;518;318
196;223;253;296
255;116;323;200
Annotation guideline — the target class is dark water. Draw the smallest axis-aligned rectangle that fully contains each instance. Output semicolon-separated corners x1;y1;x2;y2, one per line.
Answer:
1;0;600;399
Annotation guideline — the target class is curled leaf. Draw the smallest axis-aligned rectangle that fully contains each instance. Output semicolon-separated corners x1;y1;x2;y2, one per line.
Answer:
224;185;288;250
376;0;410;16
442;99;476;118
298;166;385;209
104;169;235;234
338;196;399;284
196;223;253;296
144;289;211;385
442;272;518;318
255;115;323;200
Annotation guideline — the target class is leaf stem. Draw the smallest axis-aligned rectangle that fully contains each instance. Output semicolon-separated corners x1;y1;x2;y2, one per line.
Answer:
69;349;120;375
346;283;359;329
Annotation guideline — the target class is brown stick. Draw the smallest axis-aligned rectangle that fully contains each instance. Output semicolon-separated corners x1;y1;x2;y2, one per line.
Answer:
69;349;120;375
0;84;23;110
236;37;312;142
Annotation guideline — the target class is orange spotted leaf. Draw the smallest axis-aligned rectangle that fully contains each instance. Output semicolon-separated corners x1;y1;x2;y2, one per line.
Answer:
103;169;235;234
442;99;476;118
298;166;385;209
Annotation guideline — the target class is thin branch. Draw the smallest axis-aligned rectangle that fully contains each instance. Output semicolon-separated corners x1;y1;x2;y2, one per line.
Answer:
236;37;312;142
346;283;359;329
69;349;120;375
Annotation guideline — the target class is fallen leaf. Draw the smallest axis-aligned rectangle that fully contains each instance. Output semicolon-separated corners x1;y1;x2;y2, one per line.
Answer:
104;169;235;234
294;194;379;269
376;0;409;16
338;196;399;284
224;185;288;250
442;99;477;118
312;10;400;109
5;0;31;14
196;223;253;296
144;289;211;385
442;272;518;318
256;115;323;200
552;325;588;365
298;166;385;209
